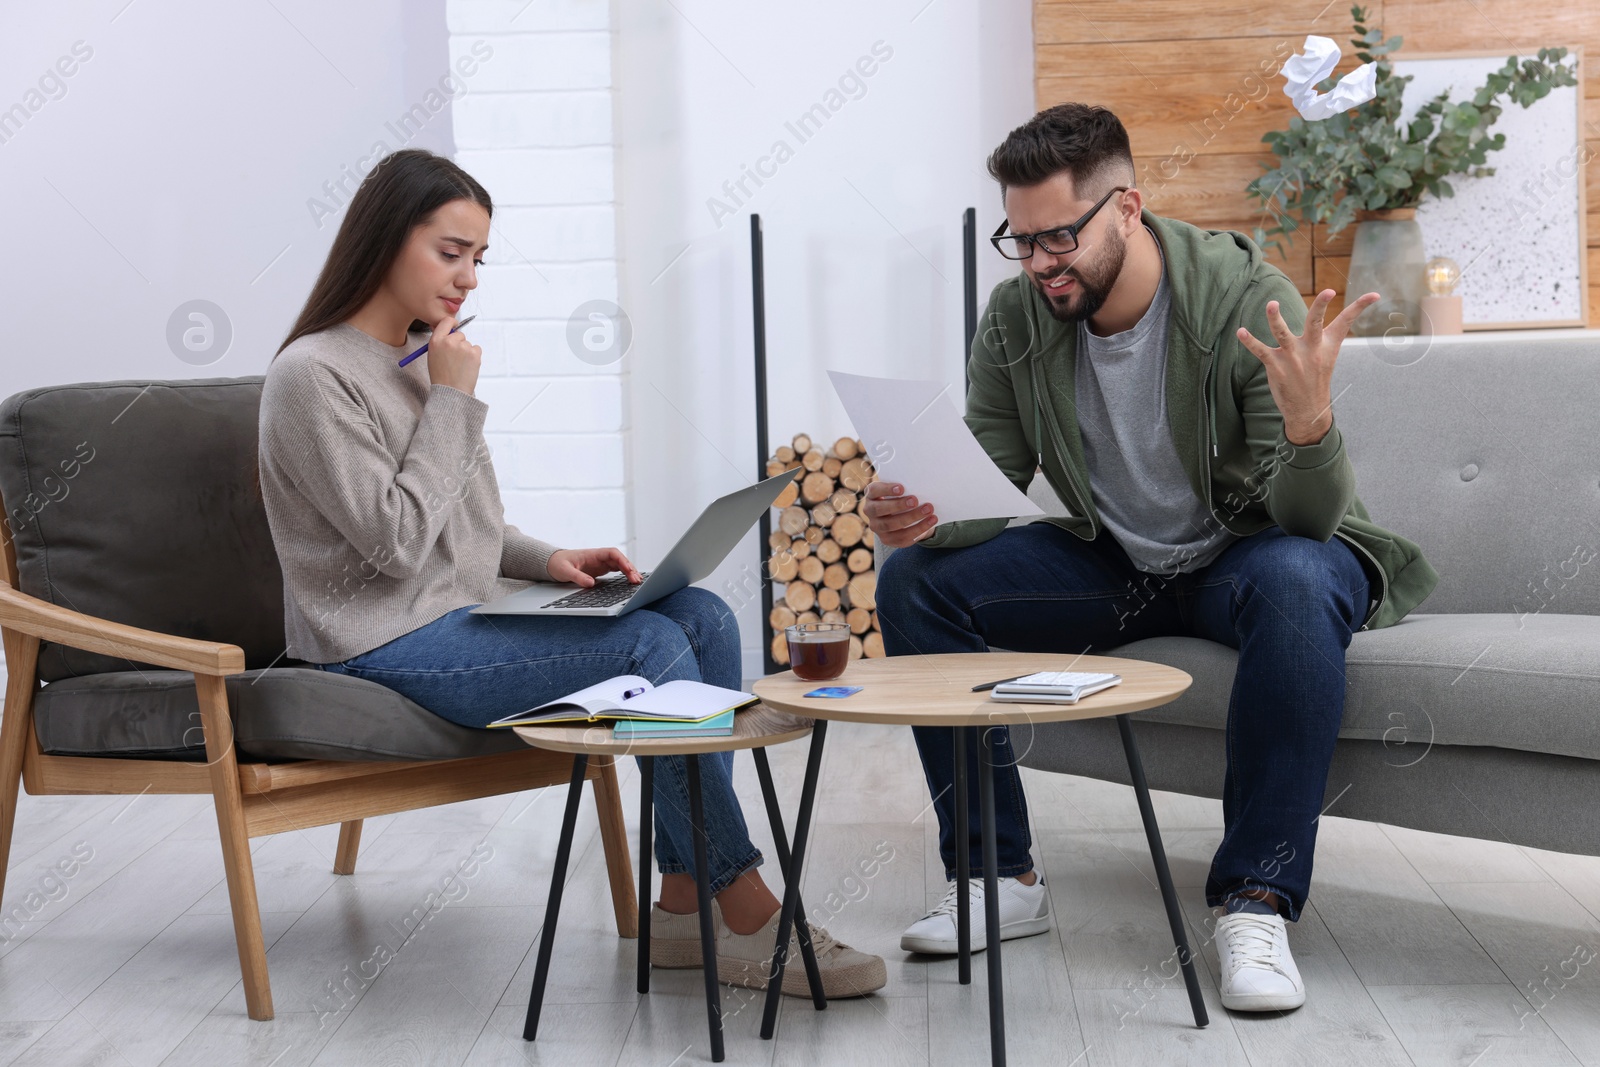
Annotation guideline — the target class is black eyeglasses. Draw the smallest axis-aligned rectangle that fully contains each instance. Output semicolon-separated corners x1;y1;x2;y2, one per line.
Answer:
990;186;1130;260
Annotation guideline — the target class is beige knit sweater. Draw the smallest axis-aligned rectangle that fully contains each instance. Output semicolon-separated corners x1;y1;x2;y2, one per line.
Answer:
258;321;562;663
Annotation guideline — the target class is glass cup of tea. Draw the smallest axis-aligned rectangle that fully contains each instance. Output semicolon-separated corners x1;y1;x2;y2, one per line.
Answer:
785;622;851;681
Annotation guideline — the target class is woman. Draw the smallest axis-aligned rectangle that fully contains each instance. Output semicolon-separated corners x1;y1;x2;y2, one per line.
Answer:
256;148;884;998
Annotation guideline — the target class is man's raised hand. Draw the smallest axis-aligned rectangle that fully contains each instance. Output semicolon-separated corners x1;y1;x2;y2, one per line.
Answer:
1236;288;1379;446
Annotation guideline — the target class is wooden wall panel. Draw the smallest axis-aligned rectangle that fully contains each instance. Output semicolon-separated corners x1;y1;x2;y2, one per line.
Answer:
1034;3;1355;45
1592;246;1600;326
1129;151;1314;290
1035;0;1600;326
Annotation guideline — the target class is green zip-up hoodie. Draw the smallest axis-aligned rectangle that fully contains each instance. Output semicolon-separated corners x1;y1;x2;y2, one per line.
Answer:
920;208;1438;631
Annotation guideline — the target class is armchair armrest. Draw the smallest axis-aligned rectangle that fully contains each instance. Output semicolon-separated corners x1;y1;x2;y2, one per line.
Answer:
0;584;246;676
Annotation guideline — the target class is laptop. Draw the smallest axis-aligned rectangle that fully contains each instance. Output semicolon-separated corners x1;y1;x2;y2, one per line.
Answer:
471;469;797;618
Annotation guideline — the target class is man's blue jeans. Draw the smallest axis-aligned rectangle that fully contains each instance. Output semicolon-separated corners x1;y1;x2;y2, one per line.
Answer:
875;522;1370;922
316;586;763;894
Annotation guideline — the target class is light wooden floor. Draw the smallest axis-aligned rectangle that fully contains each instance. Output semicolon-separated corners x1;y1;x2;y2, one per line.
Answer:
4;718;1600;1066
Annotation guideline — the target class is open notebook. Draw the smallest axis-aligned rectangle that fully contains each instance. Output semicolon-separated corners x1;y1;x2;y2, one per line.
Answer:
486;674;758;729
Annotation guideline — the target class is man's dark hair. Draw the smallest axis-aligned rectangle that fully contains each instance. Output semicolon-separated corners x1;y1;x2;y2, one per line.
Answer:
986;102;1135;202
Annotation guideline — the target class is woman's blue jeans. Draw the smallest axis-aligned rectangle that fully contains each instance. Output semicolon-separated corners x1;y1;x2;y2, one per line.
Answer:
316;586;763;894
875;522;1370;922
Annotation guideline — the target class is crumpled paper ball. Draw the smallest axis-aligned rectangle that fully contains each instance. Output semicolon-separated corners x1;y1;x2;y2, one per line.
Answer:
1281;35;1378;121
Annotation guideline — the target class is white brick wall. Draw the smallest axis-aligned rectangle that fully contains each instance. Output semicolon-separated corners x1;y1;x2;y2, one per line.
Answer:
454;93;613;148
451;34;613;91
455;149;615;205
446;0;628;554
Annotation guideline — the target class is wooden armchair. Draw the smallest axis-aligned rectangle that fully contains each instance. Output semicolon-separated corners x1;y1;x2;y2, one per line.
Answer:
0;377;637;1021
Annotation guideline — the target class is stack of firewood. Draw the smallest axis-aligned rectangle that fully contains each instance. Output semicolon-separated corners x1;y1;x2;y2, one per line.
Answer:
765;433;885;665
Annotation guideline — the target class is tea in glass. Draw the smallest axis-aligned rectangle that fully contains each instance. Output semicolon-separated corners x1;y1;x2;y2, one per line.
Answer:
785;622;850;681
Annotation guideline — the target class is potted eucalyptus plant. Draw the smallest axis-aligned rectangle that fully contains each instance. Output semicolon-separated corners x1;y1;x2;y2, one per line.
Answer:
1246;5;1577;335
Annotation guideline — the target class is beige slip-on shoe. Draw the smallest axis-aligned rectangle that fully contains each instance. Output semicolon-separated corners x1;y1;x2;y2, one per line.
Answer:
648;900;887;998
648;902;713;969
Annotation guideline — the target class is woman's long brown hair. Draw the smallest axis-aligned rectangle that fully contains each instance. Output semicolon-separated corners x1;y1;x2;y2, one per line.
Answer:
256;148;493;502
273;148;493;359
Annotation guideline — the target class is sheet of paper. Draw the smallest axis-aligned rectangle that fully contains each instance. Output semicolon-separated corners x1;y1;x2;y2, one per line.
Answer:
827;370;1044;525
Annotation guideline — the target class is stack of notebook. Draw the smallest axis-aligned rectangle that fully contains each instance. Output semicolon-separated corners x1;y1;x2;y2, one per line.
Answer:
612;707;738;739
486;674;756;738
987;670;1122;704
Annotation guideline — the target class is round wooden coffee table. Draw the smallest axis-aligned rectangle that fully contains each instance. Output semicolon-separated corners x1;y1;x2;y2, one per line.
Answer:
514;705;825;1063
753;652;1203;1066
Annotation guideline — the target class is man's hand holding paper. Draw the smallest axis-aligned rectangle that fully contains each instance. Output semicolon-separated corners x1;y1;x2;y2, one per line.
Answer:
862;479;940;547
827;370;1044;547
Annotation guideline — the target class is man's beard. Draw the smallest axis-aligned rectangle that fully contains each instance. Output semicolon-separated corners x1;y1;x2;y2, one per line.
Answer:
1031;224;1126;325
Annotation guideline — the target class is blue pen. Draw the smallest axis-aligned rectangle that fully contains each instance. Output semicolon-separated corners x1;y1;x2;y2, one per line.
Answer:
621;687;647;700
398;314;476;367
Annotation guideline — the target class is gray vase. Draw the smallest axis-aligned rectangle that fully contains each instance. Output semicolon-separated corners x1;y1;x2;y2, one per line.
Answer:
1346;208;1426;337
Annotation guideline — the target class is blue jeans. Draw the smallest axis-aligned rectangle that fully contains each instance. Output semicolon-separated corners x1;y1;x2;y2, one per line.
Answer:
875;522;1370;922
316;586;763;894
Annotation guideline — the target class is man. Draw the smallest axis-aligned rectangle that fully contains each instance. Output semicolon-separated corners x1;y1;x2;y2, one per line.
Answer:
865;103;1437;1011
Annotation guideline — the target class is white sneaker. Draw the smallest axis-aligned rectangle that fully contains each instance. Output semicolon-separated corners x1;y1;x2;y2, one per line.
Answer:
899;875;1052;954
1214;910;1306;1011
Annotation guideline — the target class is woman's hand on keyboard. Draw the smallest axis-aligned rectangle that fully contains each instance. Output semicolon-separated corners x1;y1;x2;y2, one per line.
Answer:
548;548;644;588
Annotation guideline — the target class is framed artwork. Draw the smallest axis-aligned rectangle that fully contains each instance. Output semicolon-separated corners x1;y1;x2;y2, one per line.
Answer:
1394;48;1588;330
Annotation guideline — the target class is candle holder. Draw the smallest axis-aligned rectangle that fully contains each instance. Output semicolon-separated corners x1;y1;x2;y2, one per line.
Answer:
1420;255;1463;335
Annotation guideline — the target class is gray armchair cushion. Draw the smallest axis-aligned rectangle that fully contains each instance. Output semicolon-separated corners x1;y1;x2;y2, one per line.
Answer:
0;377;293;682
32;667;526;762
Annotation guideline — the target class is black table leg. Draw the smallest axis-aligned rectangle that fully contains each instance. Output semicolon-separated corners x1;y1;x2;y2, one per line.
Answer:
523;753;590;1042
953;724;972;985
978;724;1007;1066
685;754;726;1062
1116;713;1208;1029
751;746;827;1010
760;719;829;1040
637;755;654;995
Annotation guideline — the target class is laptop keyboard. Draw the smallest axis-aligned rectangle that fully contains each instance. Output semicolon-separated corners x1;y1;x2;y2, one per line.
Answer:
539;571;652;611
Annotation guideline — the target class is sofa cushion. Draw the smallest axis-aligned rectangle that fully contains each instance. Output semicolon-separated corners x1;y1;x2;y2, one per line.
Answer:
32;667;527;762
1088;612;1600;762
1327;341;1600;617
0;377;296;682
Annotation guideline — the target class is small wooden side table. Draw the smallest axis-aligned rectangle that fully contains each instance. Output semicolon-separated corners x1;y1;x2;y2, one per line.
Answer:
754;652;1205;1066
514;704;825;1063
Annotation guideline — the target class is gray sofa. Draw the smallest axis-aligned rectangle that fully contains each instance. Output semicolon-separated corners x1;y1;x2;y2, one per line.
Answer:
876;331;1600;858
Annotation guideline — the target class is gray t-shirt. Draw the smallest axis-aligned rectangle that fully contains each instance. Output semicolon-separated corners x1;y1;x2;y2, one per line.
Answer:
1075;229;1236;574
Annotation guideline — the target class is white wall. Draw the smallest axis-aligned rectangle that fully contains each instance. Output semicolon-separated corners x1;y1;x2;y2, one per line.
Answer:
0;0;1035;694
0;1;622;555
0;0;465;694
612;0;1036;679
1;1;630;675
447;0;628;554
0;0;458;394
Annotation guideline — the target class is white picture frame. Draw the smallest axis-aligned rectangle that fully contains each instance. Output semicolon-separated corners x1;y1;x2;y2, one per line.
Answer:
1393;47;1588;330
